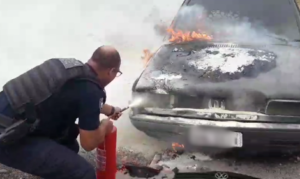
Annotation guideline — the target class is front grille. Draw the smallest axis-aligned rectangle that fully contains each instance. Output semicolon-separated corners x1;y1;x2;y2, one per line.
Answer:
174;95;205;108
174;95;228;109
266;100;300;116
174;94;265;113
175;97;300;117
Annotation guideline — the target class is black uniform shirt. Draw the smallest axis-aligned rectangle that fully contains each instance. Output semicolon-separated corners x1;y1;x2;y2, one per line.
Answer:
0;80;106;139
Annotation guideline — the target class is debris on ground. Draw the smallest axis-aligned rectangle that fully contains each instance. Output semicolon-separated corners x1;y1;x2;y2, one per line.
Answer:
172;143;184;155
162;149;178;161
172;167;179;174
190;155;196;160
117;147;156;177
150;164;163;171
161;147;186;161
161;164;170;169
118;146;185;178
117;147;150;166
150;154;162;165
149;154;163;170
186;164;198;170
123;164;161;178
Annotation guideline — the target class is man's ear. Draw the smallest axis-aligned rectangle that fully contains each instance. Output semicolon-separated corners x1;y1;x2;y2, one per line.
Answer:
108;68;114;76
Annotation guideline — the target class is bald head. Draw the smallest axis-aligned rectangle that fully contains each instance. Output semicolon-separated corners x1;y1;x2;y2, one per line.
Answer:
90;46;121;69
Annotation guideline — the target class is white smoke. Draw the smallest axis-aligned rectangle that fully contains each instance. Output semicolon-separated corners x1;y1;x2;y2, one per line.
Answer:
0;0;183;158
85;0;182;51
0;0;183;88
174;4;287;45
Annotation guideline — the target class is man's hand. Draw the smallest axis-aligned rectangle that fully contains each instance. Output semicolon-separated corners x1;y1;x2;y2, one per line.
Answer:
101;118;114;135
109;107;122;120
101;104;122;119
79;118;113;151
110;113;122;120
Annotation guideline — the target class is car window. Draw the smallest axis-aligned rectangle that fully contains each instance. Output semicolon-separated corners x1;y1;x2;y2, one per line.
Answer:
173;0;300;42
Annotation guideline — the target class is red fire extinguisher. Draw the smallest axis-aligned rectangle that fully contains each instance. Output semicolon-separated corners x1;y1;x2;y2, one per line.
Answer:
96;126;117;179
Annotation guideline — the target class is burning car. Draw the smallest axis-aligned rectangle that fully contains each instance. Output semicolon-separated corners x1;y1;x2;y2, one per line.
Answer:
129;0;300;149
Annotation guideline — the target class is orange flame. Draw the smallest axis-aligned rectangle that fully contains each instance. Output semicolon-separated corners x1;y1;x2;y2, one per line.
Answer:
172;142;185;153
167;28;212;43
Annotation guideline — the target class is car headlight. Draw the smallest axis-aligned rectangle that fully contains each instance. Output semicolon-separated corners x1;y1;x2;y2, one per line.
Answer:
130;92;175;109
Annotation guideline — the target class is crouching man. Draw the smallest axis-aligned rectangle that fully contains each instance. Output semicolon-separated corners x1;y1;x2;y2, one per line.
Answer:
0;46;123;179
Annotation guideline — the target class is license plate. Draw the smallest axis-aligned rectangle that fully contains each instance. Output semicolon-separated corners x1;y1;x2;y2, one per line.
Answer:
189;128;243;148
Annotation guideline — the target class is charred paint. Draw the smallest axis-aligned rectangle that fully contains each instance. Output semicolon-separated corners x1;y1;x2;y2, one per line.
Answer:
135;43;300;99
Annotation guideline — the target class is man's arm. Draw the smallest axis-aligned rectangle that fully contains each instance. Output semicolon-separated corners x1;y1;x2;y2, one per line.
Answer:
79;119;112;151
101;104;123;121
101;104;115;116
76;81;111;151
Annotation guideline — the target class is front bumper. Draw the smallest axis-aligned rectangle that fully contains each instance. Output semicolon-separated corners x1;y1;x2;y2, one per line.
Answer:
130;112;300;148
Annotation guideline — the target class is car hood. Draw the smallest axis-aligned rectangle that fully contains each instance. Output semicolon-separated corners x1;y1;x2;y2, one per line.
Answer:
135;42;300;99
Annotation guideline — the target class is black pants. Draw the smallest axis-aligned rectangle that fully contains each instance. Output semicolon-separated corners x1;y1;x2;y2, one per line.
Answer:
0;137;96;179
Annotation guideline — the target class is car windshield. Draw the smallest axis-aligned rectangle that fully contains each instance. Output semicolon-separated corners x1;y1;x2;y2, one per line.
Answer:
172;0;300;44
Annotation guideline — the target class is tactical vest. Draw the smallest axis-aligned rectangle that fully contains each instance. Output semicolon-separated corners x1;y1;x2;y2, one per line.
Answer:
3;58;105;115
